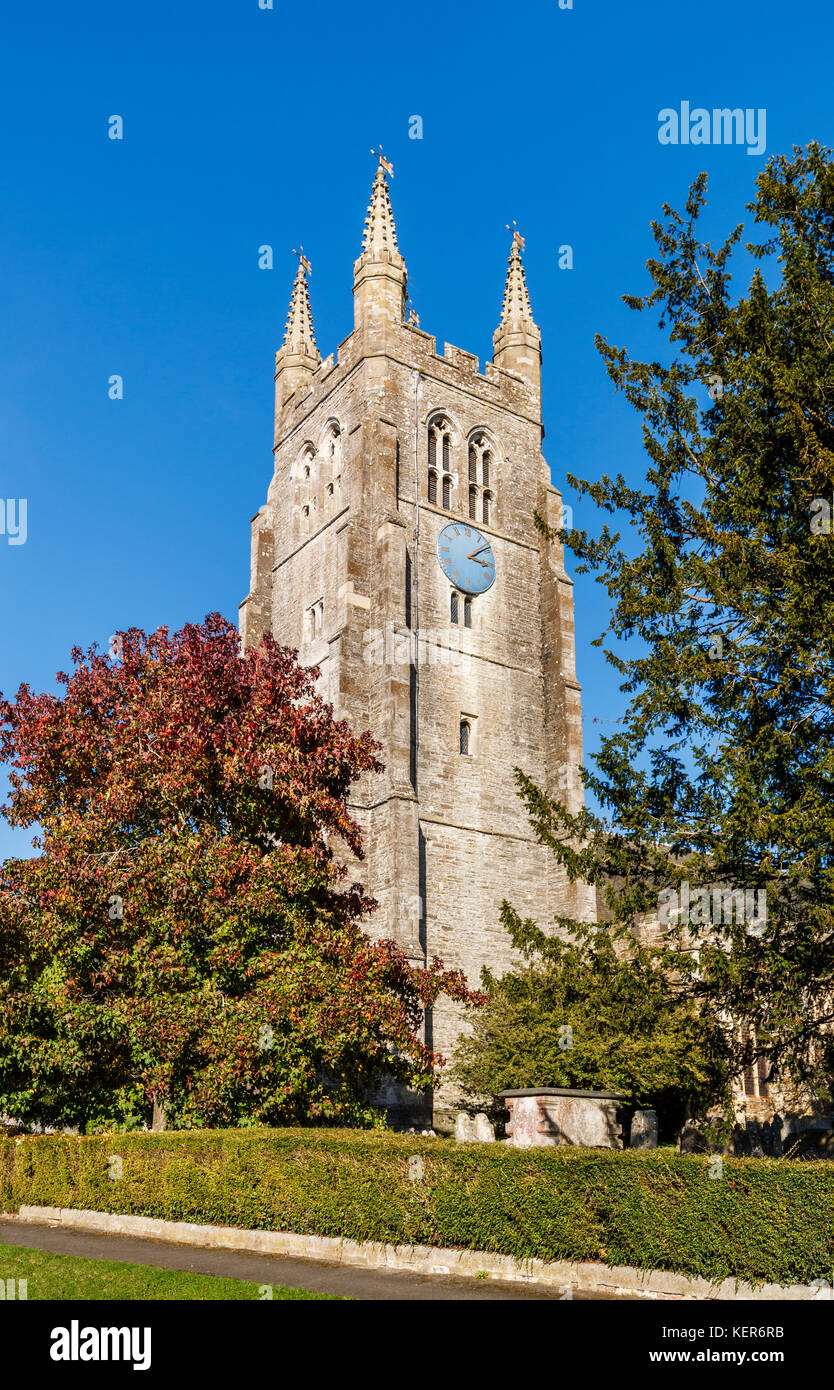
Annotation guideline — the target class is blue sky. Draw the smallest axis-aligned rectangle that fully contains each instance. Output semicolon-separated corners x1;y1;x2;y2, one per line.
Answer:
1;0;831;858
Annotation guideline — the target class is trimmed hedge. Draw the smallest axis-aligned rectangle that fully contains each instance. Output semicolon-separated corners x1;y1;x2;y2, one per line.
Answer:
1;1129;832;1286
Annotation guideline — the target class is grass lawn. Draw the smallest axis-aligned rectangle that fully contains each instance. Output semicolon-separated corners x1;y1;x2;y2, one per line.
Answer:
0;1243;344;1300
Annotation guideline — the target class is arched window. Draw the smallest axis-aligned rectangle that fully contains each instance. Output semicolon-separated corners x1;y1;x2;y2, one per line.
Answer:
469;487;477;520
459;719;471;756
320;424;341;505
468;434;497;522
450;592;459;624
428;416;453;505
464;597;472;628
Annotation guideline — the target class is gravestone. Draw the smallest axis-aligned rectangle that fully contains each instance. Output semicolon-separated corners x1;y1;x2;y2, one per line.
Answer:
455;1111;496;1143
455;1112;475;1143
631;1109;658;1149
473;1113;495;1143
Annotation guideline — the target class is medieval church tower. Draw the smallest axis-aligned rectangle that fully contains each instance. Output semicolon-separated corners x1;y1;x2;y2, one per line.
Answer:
240;162;594;1124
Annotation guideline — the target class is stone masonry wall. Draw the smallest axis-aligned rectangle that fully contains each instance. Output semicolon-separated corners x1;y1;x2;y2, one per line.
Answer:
241;292;594;1125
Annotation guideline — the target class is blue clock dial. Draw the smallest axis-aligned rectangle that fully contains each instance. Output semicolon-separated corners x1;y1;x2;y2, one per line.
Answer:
436;523;496;595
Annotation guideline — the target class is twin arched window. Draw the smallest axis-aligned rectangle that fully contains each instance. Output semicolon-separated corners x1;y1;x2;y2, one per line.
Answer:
468;434;494;526
428;416;453;509
430;421;496;523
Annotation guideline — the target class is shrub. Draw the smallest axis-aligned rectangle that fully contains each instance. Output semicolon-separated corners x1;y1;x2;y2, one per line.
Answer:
1;1129;832;1286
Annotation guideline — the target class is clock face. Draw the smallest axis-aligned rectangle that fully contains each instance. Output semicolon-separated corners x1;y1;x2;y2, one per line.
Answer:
436;523;496;595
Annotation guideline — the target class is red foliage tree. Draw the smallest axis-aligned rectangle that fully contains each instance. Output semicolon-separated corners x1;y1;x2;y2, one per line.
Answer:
0;614;479;1131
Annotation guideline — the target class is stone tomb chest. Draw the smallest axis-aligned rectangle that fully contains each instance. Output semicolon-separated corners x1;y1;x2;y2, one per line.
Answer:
498;1088;625;1149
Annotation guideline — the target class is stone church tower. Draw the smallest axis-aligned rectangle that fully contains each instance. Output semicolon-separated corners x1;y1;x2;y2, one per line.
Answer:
240;163;594;1125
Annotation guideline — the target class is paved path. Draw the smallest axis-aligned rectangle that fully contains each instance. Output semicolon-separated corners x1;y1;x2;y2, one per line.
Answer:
0;1216;624;1301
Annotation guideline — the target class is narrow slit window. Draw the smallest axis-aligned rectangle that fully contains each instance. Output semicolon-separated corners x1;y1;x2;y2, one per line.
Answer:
464;597;472;628
450;592;459;624
482;453;491;488
442;475;451;509
469;487;477;519
469;448;477;482
442;434;450;471
459;719;471;756
428;470;438;504
483;491;491;526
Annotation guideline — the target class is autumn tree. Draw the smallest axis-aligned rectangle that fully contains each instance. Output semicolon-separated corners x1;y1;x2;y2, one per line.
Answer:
0;614;477;1131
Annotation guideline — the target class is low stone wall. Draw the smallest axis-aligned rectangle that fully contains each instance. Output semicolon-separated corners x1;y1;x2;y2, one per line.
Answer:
10;1205;829;1301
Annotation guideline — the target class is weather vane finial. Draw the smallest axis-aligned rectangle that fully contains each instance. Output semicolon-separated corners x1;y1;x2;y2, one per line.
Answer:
506;220;525;251
292;245;312;275
370;144;394;178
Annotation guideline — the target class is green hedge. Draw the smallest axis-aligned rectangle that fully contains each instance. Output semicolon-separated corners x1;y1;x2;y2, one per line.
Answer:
1;1129;832;1286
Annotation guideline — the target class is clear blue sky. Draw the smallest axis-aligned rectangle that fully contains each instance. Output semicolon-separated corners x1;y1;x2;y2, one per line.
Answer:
1;0;831;858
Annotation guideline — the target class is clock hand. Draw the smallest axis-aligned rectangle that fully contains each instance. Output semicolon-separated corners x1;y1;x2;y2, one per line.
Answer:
466;545;491;563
